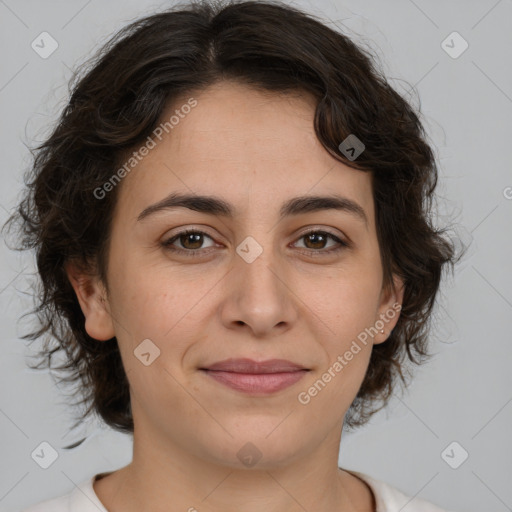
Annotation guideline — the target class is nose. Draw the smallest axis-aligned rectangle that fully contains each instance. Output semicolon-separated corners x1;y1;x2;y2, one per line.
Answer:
219;241;299;338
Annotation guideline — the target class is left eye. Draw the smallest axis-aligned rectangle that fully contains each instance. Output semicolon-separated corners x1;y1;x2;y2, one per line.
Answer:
293;230;347;252
162;229;348;255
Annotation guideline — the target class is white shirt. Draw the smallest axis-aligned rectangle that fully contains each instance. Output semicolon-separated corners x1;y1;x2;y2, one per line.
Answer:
20;470;454;512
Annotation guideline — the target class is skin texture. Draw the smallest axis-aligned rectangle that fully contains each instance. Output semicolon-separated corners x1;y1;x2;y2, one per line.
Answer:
66;80;404;512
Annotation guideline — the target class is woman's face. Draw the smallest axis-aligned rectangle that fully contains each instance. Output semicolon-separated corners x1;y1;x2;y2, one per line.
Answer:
71;80;403;469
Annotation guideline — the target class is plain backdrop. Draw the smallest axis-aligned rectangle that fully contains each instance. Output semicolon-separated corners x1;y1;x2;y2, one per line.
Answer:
0;1;511;511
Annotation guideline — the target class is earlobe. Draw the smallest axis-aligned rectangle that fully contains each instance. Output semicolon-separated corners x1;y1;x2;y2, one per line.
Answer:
64;260;116;341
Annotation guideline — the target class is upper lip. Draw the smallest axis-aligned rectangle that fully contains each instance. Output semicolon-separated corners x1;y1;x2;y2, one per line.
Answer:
201;358;308;373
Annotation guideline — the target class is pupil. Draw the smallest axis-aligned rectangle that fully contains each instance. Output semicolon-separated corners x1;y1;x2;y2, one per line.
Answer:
183;233;202;249
306;233;325;249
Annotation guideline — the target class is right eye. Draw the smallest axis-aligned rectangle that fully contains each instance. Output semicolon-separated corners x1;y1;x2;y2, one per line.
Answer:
162;229;218;256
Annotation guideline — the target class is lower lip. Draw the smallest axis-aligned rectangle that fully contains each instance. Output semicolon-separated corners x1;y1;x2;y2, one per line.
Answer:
201;370;308;394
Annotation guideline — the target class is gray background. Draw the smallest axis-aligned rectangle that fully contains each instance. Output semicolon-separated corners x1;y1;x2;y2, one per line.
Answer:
1;1;511;511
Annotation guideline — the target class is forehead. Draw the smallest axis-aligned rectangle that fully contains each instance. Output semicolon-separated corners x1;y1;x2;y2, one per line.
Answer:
114;80;374;225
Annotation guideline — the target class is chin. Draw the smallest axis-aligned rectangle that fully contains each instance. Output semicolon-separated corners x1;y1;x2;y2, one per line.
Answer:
197;424;307;471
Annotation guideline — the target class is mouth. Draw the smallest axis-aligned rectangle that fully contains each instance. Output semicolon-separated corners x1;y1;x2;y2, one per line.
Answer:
199;358;310;394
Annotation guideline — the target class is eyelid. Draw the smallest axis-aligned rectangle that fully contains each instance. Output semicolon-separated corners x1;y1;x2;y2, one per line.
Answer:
293;225;348;243
163;225;347;245
163;225;220;242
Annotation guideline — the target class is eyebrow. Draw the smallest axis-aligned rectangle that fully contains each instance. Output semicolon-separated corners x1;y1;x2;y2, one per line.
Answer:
137;192;368;229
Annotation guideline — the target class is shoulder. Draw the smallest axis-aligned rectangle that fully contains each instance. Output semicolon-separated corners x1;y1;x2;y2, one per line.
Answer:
349;470;456;512
20;475;107;512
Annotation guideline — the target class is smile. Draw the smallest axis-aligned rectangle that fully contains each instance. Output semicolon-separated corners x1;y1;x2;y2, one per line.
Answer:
200;358;310;394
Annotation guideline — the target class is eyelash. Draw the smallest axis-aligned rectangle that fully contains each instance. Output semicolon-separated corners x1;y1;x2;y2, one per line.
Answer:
162;228;349;258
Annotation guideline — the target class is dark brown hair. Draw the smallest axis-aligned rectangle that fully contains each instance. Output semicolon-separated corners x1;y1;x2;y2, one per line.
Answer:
3;0;465;448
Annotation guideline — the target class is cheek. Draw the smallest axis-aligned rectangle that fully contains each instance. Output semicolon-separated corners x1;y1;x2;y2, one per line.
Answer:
311;271;382;341
108;261;216;365
296;337;372;425
109;252;181;327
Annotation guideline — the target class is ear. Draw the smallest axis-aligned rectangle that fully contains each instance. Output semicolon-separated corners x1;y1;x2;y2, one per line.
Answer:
64;260;116;341
373;273;405;345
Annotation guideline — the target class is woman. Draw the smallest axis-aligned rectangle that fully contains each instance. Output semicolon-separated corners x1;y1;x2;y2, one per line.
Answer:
8;0;462;510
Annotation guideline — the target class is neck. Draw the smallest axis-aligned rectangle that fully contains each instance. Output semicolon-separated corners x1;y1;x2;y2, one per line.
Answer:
94;424;375;512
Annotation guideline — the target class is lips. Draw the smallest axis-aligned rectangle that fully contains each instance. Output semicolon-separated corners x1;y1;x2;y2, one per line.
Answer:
200;358;309;394
203;358;307;373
